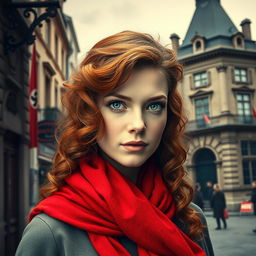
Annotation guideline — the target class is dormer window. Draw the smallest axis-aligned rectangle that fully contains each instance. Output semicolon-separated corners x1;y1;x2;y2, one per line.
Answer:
232;33;245;49
237;37;242;46
195;40;201;50
192;35;205;53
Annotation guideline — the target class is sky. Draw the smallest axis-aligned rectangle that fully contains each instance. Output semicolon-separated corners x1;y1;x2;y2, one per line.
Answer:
63;0;256;62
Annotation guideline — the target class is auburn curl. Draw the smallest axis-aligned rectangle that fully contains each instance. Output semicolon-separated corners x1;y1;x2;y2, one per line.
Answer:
40;31;203;239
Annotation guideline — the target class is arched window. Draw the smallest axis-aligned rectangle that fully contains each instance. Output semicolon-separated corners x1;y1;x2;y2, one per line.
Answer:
237;37;242;46
196;40;201;50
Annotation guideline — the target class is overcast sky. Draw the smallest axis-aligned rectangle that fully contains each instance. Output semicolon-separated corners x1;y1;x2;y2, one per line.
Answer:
64;0;256;62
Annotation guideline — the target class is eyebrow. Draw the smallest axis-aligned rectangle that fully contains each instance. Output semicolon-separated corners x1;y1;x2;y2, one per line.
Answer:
104;93;167;101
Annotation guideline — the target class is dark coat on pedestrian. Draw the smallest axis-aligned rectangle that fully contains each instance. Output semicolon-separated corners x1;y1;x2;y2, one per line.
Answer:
211;191;226;218
206;186;214;201
250;187;256;215
193;190;204;210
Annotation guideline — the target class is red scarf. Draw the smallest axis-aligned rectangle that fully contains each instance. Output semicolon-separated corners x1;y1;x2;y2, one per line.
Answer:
30;154;205;256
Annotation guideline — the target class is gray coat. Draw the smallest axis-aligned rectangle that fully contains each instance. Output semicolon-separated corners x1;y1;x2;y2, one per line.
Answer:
16;203;214;256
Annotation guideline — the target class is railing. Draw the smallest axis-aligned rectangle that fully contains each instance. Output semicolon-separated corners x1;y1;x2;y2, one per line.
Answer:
186;114;256;132
38;107;61;122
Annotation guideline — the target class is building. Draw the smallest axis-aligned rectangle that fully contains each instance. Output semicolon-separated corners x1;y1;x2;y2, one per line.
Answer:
0;0;31;255
35;1;70;185
64;14;80;80
0;0;79;255
36;5;79;187
171;0;256;210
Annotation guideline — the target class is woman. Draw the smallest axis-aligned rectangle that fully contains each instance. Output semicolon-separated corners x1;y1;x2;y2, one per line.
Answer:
16;31;214;256
211;184;227;230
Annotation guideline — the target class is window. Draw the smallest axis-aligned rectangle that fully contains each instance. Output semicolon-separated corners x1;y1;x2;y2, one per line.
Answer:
236;94;251;123
45;21;51;47
61;48;65;73
45;75;51;107
234;68;248;83
55;35;58;64
195;41;201;50
195;97;210;127
241;141;256;184
237;37;242;46
193;72;208;88
55;81;58;108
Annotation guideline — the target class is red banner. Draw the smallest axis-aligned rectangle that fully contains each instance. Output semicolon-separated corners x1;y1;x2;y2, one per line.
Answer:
29;45;38;148
240;201;254;213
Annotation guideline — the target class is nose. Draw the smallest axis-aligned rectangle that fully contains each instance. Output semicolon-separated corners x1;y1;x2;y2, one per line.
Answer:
128;110;146;134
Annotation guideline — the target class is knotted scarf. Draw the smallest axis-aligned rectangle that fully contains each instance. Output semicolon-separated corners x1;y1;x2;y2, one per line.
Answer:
29;154;206;256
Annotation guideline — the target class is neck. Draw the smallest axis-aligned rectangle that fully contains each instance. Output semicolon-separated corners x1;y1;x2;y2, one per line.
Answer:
98;150;141;184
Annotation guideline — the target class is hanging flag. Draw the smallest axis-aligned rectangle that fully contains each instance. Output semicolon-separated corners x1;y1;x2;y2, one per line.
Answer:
252;107;256;118
203;113;211;124
29;44;39;206
29;45;38;148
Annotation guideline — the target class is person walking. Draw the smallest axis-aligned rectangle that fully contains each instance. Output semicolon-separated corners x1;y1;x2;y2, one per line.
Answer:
211;184;227;230
193;183;204;210
250;181;256;233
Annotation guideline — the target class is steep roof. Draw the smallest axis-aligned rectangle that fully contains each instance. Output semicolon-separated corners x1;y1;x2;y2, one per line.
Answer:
182;0;238;47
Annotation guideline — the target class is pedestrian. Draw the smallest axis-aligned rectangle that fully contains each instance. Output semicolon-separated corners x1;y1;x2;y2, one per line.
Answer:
250;180;256;233
16;31;214;256
211;184;227;230
206;181;214;201
193;183;204;210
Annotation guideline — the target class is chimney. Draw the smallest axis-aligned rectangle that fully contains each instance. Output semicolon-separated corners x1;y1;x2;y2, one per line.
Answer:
240;19;252;40
170;33;180;53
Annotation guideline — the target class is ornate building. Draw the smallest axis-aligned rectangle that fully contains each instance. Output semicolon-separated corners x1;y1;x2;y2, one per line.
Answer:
0;0;79;255
171;0;256;210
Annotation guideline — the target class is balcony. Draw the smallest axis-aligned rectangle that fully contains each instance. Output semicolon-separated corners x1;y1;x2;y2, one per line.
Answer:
186;114;256;132
38;107;61;122
37;108;61;161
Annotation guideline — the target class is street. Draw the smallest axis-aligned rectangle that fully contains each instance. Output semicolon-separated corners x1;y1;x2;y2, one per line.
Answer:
206;215;256;256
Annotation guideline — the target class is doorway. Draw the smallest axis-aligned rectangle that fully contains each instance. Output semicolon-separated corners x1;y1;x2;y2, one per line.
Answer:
4;132;20;256
194;148;217;200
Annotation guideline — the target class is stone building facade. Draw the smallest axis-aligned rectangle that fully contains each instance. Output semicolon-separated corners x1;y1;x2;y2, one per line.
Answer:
171;0;256;210
0;0;79;255
0;0;30;255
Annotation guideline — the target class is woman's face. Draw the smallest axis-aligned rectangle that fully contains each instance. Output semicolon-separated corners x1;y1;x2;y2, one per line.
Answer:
96;67;168;167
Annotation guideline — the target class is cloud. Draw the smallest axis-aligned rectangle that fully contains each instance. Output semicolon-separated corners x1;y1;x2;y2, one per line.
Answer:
109;1;138;18
78;9;101;24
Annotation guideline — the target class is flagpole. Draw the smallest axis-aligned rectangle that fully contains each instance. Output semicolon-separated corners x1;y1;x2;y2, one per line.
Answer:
29;44;39;208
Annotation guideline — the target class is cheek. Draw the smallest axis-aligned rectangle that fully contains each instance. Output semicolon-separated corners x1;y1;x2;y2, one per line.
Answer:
101;113;122;140
149;116;167;143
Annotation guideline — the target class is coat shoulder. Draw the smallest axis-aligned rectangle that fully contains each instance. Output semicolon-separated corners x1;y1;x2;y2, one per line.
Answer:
16;213;98;256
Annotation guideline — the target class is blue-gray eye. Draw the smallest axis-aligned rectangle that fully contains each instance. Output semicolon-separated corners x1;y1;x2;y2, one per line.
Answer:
148;102;165;112
110;101;123;109
107;100;126;112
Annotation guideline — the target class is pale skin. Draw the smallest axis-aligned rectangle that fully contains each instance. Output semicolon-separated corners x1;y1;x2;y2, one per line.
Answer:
96;67;169;184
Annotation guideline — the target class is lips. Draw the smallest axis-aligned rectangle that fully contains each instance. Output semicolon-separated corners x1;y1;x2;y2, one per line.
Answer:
121;141;148;152
122;141;148;146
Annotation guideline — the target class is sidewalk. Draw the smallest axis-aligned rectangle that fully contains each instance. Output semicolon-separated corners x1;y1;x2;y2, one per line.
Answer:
204;211;254;217
204;210;254;217
206;215;256;256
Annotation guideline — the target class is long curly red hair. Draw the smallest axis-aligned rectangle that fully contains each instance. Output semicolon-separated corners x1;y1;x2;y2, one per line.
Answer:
40;31;203;239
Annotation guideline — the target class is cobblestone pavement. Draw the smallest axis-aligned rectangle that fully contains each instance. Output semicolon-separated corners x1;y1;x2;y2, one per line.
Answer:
205;215;256;256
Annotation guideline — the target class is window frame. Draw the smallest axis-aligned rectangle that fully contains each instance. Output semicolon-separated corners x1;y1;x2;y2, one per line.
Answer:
234;67;248;84
193;71;209;89
241;140;256;185
236;93;252;123
194;96;210;127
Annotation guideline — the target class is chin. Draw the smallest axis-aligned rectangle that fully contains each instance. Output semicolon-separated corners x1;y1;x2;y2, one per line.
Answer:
118;156;148;168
